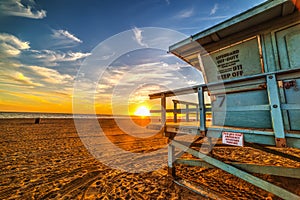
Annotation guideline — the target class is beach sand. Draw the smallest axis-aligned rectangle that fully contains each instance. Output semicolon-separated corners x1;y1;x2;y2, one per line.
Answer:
0;118;300;199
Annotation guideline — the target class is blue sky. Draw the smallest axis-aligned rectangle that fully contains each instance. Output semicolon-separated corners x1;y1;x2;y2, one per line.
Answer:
0;0;267;114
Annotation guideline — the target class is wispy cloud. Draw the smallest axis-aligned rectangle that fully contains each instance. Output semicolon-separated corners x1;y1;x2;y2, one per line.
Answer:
210;3;219;15
0;32;91;68
27;65;73;84
29;50;91;66
50;29;83;49
165;0;170;5
175;8;194;19
132;27;148;47
5;71;43;87
52;29;82;43
195;15;229;22
0;33;30;57
0;61;74;89
0;0;46;19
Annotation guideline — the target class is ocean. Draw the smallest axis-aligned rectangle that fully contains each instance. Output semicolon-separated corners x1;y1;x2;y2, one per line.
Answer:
0;112;118;119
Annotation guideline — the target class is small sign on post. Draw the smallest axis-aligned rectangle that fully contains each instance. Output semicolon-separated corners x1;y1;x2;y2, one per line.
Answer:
222;131;244;147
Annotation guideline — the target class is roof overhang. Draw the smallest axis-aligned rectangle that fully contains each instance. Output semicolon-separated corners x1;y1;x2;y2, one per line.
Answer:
169;0;300;69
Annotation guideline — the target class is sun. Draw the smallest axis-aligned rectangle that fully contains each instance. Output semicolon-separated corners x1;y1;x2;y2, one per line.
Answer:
134;106;150;117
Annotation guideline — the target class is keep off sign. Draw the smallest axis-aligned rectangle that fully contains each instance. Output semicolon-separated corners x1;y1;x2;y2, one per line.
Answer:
222;132;244;147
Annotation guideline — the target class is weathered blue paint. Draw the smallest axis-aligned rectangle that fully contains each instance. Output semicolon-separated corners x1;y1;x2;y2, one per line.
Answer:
197;87;206;132
266;74;286;145
149;69;300;148
149;0;300;198
274;23;300;131
175;159;300;179
172;140;300;200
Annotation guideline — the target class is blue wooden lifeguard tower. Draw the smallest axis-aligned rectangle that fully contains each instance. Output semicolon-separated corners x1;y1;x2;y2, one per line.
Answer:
149;0;300;199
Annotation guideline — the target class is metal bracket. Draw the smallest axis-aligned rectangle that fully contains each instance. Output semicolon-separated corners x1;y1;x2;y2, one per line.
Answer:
275;138;287;148
283;80;299;91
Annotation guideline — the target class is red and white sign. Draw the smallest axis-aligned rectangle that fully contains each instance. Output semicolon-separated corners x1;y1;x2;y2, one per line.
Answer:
222;132;244;147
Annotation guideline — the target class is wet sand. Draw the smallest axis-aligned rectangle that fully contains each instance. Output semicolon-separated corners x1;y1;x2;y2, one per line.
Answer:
0;118;300;199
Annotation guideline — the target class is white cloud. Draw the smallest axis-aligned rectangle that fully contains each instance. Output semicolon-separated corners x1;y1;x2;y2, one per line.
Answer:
27;65;73;84
30;50;91;65
210;4;219;15
132;27;148;47
66;52;91;61
1;71;43;87
0;60;21;68
0;33;30;57
0;0;46;19
14;71;43;86
176;8;194;19
52;29;82;43
0;61;73;88
50;29;83;49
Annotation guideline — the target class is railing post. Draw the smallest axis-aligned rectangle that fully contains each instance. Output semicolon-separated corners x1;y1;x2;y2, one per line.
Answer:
198;87;206;136
161;93;166;131
196;105;199;121
186;104;189;122
173;101;177;123
168;143;176;177
266;74;286;147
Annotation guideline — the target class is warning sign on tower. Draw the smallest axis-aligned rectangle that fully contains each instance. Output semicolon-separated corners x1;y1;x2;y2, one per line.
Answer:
222;131;244;147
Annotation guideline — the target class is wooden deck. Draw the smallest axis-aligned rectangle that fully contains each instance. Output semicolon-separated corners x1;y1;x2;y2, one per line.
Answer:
148;120;300;148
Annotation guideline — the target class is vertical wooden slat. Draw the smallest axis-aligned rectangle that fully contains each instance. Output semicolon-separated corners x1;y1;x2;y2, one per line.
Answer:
198;87;206;133
167;143;176;177
196;105;199;121
186;104;189;122
266;74;286;147
173;101;177;123
161;93;166;128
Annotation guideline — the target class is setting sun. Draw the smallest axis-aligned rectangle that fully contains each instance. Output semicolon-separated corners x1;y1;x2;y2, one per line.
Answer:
134;106;151;117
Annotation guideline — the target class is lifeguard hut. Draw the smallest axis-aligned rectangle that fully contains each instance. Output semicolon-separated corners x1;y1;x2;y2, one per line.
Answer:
149;0;300;199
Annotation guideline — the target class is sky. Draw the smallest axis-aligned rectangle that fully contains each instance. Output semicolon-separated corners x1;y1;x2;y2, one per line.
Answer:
0;0;267;115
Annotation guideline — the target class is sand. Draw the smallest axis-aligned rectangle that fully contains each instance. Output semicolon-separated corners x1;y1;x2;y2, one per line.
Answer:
0;118;300;199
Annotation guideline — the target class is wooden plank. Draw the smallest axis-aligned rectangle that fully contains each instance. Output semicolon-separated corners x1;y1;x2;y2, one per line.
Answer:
175;158;300;178
148;122;300;148
166;126;199;136
281;103;300;110
213;104;270;112
172;99;199;106
231;163;300;179
208;126;274;136
150;108;206;114
266;74;286;147
172;140;300;200
149;87;199;99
